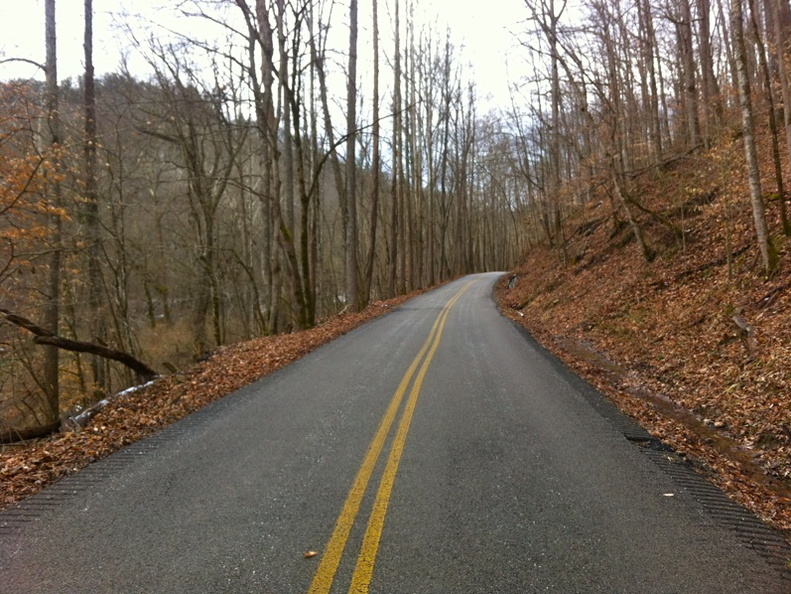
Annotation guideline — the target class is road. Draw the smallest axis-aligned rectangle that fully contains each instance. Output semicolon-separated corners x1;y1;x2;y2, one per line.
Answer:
1;273;789;593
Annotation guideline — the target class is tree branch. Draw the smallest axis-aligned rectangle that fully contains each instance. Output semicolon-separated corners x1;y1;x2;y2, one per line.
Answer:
1;309;158;381
0;57;45;71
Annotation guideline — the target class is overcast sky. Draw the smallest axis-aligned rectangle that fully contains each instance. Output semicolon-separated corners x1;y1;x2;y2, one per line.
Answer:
1;0;529;111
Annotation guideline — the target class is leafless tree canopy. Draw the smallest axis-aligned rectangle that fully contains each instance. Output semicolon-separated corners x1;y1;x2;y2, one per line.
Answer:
1;0;789;437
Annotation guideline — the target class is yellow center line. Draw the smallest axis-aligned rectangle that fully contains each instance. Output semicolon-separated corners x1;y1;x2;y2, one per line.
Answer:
348;283;471;593
307;282;473;594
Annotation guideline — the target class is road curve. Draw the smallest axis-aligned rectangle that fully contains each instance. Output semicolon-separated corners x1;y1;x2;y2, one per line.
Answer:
1;273;789;593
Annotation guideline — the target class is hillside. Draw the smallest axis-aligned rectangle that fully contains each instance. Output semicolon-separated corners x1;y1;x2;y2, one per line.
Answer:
497;133;791;539
0;293;420;510
3;139;791;545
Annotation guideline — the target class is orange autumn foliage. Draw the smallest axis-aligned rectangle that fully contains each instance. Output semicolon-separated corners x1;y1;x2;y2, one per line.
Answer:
0;81;64;296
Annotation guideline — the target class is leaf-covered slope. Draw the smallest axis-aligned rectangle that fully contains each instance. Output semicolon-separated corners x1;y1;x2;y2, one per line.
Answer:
497;135;791;539
0;294;418;511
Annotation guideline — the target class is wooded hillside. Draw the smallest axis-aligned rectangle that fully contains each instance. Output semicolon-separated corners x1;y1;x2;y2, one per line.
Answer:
498;130;791;536
1;0;790;537
494;0;791;538
1;1;527;441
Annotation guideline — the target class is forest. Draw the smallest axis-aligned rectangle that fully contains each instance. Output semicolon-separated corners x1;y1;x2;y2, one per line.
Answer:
1;0;790;449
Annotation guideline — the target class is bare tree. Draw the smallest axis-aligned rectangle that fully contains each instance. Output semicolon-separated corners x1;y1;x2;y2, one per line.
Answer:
696;0;723;144
388;0;403;298
746;0;789;235
83;0;106;389
676;0;702;148
362;0;381;306
42;0;62;430
772;0;791;175
344;0;360;310
731;0;777;275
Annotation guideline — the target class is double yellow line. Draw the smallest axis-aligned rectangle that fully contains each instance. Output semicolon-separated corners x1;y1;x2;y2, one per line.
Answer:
308;282;473;594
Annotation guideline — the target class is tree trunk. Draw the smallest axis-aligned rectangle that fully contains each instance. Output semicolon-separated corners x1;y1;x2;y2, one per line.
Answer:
43;0;61;426
277;0;295;235
362;0;380;306
549;0;567;264
388;0;401;298
345;0;360;310
638;0;662;160
697;0;723;139
677;0;701;148
83;0;106;389
747;0;790;235
772;0;791;234
732;0;777;275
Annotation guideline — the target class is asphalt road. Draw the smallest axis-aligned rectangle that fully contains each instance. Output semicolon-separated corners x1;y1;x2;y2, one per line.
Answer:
1;273;789;593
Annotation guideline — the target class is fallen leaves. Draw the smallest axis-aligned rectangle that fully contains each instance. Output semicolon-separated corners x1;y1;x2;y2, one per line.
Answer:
496;142;791;542
0;293;421;512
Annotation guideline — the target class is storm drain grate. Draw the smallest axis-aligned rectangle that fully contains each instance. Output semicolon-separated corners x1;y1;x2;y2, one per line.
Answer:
629;435;791;585
507;320;791;585
0;405;222;537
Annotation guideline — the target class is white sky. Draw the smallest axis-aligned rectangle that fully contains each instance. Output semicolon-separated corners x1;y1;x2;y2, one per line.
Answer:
0;0;529;111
